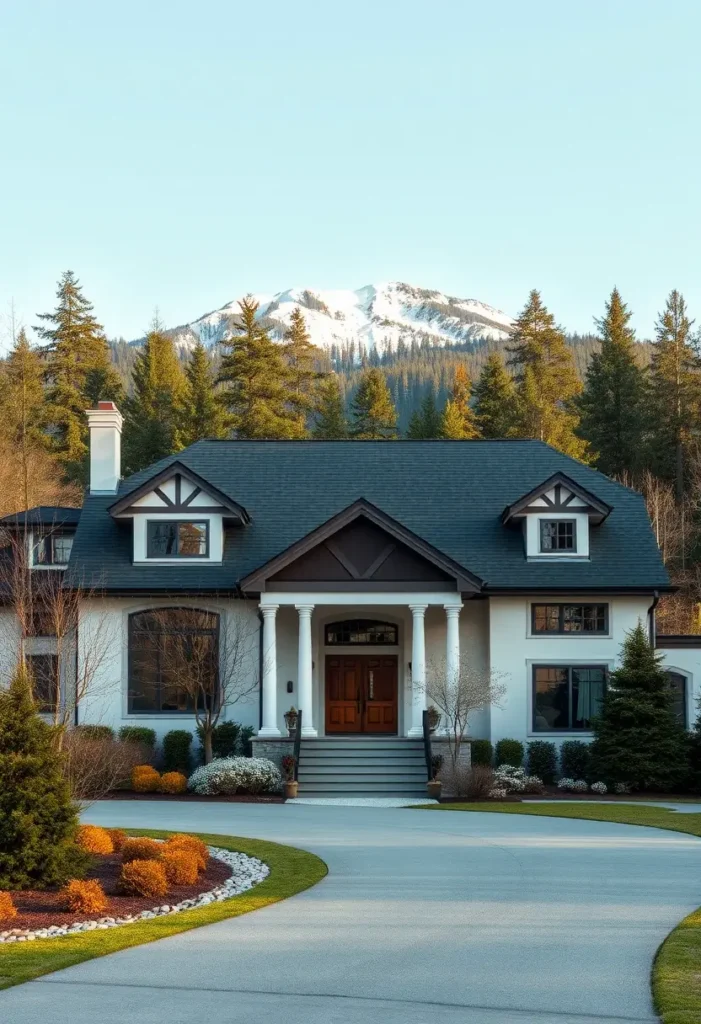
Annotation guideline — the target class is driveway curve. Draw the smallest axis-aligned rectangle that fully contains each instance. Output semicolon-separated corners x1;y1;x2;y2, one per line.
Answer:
2;801;700;1024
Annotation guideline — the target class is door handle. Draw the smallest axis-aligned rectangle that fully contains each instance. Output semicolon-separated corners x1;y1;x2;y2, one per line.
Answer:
368;670;374;700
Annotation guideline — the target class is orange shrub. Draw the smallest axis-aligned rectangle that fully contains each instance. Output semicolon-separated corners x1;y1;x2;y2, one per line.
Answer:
117;859;168;898
159;771;188;795
166;834;209;872
77;824;114;855
162;850;199;885
60;879;108;914
121;837;163;863
107;828;128;853
0;891;17;921
131;765;161;792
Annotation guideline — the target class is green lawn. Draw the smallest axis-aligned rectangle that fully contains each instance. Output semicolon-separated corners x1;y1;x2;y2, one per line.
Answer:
0;829;327;991
418;800;701;1023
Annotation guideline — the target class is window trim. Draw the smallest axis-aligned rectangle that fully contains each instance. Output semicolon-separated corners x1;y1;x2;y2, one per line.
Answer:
145;520;210;560
32;531;74;567
531;602;609;636
531;662;608;734
324;619;399;646
539;518;577;554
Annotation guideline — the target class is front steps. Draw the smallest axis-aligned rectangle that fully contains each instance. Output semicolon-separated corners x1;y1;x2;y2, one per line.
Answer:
297;736;428;796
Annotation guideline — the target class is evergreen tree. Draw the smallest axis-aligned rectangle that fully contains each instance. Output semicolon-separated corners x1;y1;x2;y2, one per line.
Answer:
122;318;188;473
350;368;398;439
440;365;479;439
473;353;518;438
649;290;698;500
507;290;587;459
589;622;688;791
36;270;123;482
217;297;298;439
0;664;88;889
313;374;348;438
577;288;648;478
407;390;442;438
0;329;49;510
181;341;228;445
284;307;323;436
688;698;701;794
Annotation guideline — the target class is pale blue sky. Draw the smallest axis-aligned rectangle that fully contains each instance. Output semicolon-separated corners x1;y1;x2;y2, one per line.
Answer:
1;0;700;347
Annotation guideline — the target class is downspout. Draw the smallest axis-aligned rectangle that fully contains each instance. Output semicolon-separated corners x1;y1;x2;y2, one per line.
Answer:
648;590;660;647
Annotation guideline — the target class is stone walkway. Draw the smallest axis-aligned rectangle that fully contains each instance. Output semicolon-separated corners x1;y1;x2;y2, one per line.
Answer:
2;801;699;1023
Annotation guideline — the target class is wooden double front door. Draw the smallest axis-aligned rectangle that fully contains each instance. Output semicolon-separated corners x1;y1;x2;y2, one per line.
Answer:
325;655;398;734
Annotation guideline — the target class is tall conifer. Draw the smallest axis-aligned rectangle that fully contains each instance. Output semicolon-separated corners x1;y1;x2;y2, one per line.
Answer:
440;365;479;439
0;329;49;510
473;353;518;438
350;368;398;439
313;375;348;438
181;342;228;445
407;390;442;438
284;307;323;436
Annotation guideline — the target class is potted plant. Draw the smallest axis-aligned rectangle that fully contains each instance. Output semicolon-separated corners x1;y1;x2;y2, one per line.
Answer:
284;706;298;737
427;753;443;799
427;705;441;733
281;754;298;798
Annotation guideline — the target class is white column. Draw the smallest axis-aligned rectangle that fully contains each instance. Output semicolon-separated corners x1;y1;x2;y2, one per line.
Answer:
442;604;462;735
258;605;281;736
295;604;317;737
408;604;428;737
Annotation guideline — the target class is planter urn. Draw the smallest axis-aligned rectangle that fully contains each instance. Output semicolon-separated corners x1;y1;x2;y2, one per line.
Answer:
284;708;298;737
426;780;442;800
427;707;441;733
284;780;299;799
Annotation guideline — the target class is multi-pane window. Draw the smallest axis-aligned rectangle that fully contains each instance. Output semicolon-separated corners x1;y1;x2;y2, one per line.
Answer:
665;671;688;728
325;620;398;645
26;653;59;712
33;533;74;565
146;521;208;558
532;604;608;635
533;665;606;731
539;520;576;552
128;608;219;713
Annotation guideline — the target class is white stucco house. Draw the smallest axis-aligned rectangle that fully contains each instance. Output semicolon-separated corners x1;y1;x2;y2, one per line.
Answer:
1;401;698;795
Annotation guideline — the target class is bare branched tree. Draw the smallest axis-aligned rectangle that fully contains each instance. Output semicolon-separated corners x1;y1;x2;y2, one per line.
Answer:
424;653;507;769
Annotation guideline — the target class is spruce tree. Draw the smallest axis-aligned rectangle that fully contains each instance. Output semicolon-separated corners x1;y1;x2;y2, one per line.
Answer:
649;290;698;500
284;307;323;436
36;270;123;482
589;622;688;791
217;297;298;439
0;665;88;889
313;374;349;438
407;390;442;438
122;318;188;473
577;288;647;478
181;341;228;445
350;368;398;439
473;353;518;438
0;329;49;510
507;290;587;459
440;365;479;439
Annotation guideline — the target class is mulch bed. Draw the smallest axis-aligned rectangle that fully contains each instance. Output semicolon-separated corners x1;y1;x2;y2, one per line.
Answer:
103;792;284;803
4;854;232;932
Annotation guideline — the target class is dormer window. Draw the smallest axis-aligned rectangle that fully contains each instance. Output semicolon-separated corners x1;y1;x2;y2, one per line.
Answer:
146;521;209;559
33;533;74;566
540;520;576;553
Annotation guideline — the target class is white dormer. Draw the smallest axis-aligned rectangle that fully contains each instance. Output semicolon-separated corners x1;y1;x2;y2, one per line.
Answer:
502;473;612;561
107;463;249;565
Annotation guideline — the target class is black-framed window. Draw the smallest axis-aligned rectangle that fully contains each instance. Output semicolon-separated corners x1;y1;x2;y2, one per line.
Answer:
146;521;209;559
128;608;219;713
325;619;398;645
665;671;688;728
533;664;607;732
540;519;576;552
27;653;58;712
33;533;74;565
532;603;608;635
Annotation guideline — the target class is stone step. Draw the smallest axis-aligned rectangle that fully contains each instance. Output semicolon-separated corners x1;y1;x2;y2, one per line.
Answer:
299;765;427;778
298;781;429;795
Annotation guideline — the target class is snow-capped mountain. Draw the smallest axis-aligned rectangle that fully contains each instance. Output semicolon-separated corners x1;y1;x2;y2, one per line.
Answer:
166;282;513;355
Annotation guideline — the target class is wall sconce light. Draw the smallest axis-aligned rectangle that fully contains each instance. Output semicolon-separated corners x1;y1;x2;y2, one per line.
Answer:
408;662;412;674
286;680;294;693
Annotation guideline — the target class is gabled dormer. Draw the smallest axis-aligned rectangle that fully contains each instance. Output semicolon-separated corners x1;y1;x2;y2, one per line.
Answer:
0;507;81;569
501;472;612;560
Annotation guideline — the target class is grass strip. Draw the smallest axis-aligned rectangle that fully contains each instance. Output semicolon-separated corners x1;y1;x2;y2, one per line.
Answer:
0;828;327;991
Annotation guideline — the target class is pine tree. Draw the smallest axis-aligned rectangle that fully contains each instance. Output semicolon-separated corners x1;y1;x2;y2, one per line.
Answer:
589;622;688;791
350;368;398;439
407;390;442;438
181;341;228;446
35;270;123;482
284;307;323;436
0;664;88;889
507;290;587;459
313;374;348;438
649;290;698;500
217;297;298;439
440;365;479;439
473;353;518;438
0;329;49;510
577;289;648;478
122;318;188;473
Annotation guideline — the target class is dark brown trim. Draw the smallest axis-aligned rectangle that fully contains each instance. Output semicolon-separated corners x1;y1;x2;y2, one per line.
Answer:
656;634;701;649
109;462;250;523
153;486;175;507
502;472;612;525
261;580;459;593
325;539;361;579
182;486;202;507
119;505;230;515
363;542;397;578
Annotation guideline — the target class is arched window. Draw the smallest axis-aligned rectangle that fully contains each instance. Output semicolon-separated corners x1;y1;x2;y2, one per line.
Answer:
665;671;688;728
325;619;398;646
128;608;219;713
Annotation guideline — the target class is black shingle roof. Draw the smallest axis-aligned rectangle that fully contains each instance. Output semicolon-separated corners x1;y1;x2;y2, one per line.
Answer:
1;506;82;528
66;440;669;593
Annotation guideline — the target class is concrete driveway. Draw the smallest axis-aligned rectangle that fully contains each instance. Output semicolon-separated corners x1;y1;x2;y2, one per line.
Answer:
1;801;699;1024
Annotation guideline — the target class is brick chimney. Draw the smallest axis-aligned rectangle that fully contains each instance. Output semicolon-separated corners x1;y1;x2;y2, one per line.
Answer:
86;402;123;493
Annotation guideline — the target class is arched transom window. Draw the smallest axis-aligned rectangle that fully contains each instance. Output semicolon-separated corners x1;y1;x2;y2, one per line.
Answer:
325;619;398;646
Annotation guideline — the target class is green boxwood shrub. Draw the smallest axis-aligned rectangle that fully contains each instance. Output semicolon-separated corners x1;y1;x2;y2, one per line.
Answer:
119;725;157;749
560;740;592;781
495;738;524;768
527;740;557;783
163;730;193;774
197;721;254;761
74;724;115;741
470;739;493;766
239;725;254;757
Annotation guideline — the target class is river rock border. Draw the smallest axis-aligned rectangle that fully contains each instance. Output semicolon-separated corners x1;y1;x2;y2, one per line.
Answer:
0;844;269;944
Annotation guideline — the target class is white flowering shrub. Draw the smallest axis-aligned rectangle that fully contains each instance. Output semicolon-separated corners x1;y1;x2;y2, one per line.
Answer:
557;777;575;791
522;774;545;794
614;781;631;795
571;779;589;793
590;781;608;795
493;765;526;792
188;757;282;796
489;787;508;799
